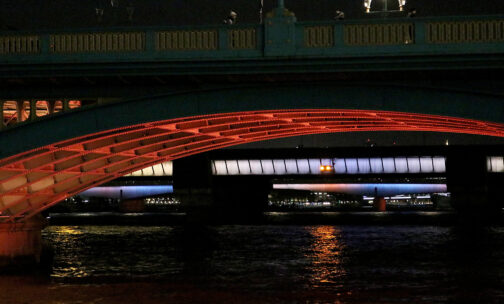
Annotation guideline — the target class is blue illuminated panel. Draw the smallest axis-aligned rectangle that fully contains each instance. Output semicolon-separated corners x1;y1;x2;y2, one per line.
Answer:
80;185;173;199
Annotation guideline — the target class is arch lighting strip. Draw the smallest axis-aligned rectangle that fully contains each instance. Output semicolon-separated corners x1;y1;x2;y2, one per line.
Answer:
0;109;502;222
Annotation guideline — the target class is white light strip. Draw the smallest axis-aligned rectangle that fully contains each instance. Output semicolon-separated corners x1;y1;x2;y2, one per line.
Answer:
123;155;458;177
212;157;446;175
126;161;173;177
488;156;504;172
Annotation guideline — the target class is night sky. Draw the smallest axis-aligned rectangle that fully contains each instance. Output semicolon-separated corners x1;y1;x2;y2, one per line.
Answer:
1;0;504;30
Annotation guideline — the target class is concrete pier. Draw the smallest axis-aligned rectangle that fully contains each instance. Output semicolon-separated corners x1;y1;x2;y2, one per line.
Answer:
0;215;47;269
446;153;502;224
173;154;271;224
173;154;215;224
213;176;271;223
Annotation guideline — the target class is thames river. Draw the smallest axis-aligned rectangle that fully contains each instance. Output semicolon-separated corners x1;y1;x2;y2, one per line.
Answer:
1;223;503;303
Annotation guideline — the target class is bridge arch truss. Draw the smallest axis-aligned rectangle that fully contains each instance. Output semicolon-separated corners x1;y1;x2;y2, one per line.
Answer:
0;84;503;222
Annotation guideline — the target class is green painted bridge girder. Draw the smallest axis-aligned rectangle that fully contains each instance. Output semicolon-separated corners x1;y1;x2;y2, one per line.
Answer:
0;13;504;77
0;83;502;160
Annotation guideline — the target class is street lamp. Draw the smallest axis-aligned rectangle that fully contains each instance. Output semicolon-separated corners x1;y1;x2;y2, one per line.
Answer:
364;0;372;13
364;0;407;14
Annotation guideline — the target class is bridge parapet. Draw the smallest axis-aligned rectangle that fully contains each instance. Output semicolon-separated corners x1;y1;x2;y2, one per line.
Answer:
0;14;503;65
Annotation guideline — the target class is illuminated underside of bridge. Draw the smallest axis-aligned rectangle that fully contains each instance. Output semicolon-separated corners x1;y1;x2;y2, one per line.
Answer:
0;109;503;223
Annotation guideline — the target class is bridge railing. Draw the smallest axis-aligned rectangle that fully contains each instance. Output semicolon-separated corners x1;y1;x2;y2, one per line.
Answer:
0;15;502;65
295;15;504;57
0;23;263;64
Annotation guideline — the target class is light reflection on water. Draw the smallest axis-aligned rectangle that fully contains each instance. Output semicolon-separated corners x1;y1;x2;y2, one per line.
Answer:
40;224;504;302
307;226;346;288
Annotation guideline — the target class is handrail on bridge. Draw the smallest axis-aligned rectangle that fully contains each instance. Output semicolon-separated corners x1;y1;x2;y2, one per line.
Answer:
0;15;503;61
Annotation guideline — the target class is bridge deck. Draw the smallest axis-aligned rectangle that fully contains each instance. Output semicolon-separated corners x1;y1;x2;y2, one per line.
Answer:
0;14;504;77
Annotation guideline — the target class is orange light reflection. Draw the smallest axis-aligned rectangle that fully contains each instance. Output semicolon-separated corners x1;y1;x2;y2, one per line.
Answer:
307;226;346;288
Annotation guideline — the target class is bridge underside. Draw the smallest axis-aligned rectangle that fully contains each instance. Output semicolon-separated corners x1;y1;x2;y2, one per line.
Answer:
0;109;503;223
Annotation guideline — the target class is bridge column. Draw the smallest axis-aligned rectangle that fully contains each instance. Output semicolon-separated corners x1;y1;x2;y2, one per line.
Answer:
446;153;500;223
47;100;56;115
264;0;297;56
0;215;47;270
213;176;271;223
29;99;37;122
173;154;215;224
173;155;271;224
16;100;23;122
62;99;70;112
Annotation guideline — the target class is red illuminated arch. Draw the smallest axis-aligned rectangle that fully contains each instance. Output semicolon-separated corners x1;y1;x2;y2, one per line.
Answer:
0;109;503;222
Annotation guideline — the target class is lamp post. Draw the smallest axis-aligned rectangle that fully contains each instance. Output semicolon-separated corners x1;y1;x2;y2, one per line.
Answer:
365;0;406;15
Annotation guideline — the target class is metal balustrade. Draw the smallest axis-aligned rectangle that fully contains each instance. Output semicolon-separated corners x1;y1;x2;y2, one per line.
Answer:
344;23;414;45
427;20;504;43
50;32;145;53
156;30;217;50
228;28;257;49
0;35;39;54
0;15;501;62
304;26;334;48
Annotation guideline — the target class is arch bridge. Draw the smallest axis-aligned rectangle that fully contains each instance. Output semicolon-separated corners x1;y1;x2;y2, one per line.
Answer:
0;1;503;267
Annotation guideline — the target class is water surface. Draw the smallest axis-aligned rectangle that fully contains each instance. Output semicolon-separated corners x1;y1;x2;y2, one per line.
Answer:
16;224;500;303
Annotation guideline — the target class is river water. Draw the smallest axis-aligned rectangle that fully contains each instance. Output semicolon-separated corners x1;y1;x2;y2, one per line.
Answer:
2;224;504;303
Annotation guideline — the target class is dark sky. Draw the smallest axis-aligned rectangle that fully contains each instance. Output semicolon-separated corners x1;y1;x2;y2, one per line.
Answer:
1;0;504;30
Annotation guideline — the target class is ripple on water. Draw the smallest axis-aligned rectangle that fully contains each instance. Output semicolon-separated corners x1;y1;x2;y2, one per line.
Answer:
41;225;504;302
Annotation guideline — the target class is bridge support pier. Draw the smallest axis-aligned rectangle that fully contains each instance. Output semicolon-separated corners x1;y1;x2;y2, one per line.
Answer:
0;215;47;270
173;154;215;224
213;176;271;223
173;155;271;224
447;153;501;224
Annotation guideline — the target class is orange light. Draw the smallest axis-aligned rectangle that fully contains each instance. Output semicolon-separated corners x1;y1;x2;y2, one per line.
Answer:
320;165;326;171
325;165;332;171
